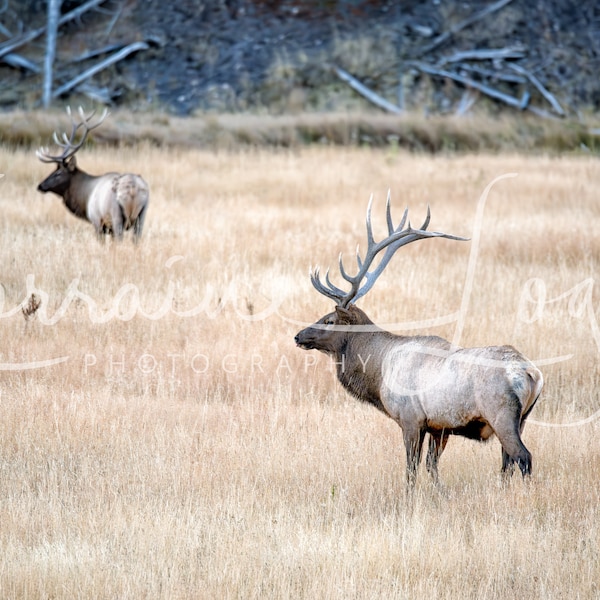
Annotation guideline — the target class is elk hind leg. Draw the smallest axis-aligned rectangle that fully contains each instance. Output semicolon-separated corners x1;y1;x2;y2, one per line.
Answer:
494;401;532;478
133;202;148;241
426;431;448;484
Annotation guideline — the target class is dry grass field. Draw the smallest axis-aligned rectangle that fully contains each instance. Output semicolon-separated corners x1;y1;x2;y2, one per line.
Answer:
0;140;599;598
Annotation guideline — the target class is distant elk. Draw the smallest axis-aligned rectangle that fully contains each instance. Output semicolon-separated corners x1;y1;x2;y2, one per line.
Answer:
295;195;543;487
36;107;149;241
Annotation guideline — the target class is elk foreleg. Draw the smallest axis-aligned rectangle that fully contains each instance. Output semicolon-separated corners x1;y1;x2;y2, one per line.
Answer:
403;427;426;487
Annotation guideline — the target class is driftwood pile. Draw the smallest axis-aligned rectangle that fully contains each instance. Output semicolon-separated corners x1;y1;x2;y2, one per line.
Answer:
0;0;154;106
333;0;565;119
0;0;590;119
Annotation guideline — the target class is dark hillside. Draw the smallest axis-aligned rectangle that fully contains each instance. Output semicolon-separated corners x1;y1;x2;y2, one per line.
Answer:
0;0;598;119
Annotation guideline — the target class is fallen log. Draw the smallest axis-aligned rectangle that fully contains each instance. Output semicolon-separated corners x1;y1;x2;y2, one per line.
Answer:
456;63;526;84
0;0;107;59
333;66;402;114
438;47;526;65
1;52;40;73
417;0;515;56
507;62;565;117
52;41;150;98
411;62;530;110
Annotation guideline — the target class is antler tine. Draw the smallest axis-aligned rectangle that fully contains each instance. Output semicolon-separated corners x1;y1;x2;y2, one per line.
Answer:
36;106;109;164
310;267;346;303
385;190;394;234
396;207;408;232
420;204;431;230
325;267;347;297
355;244;363;270
365;193;376;247
351;208;467;303
311;194;468;308
383;190;408;235
35;147;58;163
78;105;92;122
338;252;355;284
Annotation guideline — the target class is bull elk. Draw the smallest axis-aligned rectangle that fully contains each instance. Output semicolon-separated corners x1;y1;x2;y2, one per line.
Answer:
36;107;149;241
295;194;543;487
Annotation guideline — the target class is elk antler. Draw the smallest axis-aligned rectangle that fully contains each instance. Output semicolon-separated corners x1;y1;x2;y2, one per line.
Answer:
311;191;468;308
36;106;109;164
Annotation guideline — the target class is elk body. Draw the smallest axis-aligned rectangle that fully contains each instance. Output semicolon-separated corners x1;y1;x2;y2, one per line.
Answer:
37;107;149;241
295;196;543;487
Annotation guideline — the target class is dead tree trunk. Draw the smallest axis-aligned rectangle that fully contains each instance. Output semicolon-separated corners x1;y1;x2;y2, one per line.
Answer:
42;0;61;107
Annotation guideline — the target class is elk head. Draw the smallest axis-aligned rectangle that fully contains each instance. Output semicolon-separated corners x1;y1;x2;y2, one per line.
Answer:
36;106;108;195
295;193;468;352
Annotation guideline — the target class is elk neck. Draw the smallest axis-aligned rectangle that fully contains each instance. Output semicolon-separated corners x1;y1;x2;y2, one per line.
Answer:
61;169;95;219
61;169;97;219
334;327;397;414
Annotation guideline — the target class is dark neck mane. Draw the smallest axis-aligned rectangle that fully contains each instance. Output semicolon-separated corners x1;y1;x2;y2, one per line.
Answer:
62;171;92;219
335;330;394;414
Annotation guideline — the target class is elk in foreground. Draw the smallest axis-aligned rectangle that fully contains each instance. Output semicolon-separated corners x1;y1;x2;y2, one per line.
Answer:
295;195;543;487
37;107;149;241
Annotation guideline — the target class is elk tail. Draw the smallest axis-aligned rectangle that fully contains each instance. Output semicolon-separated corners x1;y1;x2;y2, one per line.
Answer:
115;174;136;230
522;366;544;420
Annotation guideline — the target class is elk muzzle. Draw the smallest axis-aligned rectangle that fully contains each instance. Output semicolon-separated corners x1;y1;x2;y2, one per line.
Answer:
294;327;315;349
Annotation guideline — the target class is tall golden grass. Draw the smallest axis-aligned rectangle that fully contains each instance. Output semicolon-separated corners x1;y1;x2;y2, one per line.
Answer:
0;143;599;598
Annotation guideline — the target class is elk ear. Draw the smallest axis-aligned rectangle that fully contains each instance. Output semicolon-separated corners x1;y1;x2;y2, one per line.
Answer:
66;156;77;171
335;306;353;323
346;303;371;324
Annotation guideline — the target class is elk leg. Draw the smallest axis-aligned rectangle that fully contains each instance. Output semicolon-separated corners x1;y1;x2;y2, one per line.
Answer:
403;428;426;486
500;436;531;477
494;405;532;478
108;202;124;240
95;223;108;242
133;203;148;241
426;431;448;483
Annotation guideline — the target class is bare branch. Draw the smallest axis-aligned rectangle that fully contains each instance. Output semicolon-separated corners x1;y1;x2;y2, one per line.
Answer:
410;62;530;110
455;89;478;116
42;0;61;108
525;105;563;120
0;0;107;59
1;52;40;73
71;43;125;63
456;63;526;84
332;66;402;115
507;62;565;117
104;0;125;38
52;41;150;98
417;0;516;57
438;47;526;66
76;83;116;104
